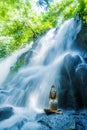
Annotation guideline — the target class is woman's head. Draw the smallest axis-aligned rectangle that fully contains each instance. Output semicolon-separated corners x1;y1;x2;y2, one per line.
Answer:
51;85;56;92
50;85;57;99
50;91;56;99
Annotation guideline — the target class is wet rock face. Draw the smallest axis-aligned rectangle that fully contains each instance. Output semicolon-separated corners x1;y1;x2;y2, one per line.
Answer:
75;24;87;50
36;111;87;130
0;107;13;121
58;54;87;109
75;64;87;107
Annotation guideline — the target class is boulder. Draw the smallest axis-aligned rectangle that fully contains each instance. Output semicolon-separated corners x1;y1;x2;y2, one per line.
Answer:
75;64;87;108
0;106;13;121
58;54;83;109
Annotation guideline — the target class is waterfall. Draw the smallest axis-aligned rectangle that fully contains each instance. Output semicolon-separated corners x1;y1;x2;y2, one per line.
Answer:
0;18;82;109
0;17;84;129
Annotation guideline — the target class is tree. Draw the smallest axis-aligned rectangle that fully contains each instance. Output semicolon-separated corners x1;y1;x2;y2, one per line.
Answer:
0;0;87;58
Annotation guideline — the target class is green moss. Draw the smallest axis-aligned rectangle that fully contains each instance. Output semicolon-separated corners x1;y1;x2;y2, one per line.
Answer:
12;58;26;72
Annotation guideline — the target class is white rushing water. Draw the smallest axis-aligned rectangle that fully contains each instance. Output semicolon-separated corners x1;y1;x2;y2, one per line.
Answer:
0;17;82;129
0;42;33;86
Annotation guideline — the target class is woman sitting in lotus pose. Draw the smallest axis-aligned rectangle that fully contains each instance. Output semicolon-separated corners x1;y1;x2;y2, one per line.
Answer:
49;85;58;110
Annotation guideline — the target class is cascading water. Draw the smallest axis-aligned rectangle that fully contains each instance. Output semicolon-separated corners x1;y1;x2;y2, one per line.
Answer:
0;17;83;129
0;43;33;86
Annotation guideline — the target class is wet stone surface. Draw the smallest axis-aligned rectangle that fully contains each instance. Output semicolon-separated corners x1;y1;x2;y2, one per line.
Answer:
35;110;87;130
0;106;13;121
0;108;87;130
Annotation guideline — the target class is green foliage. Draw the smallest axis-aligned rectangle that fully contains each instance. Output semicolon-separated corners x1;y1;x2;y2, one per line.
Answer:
0;0;87;59
0;43;7;58
42;0;80;26
77;0;87;24
0;0;52;58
